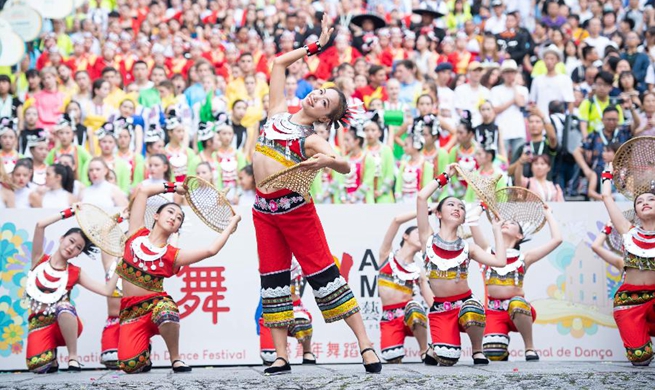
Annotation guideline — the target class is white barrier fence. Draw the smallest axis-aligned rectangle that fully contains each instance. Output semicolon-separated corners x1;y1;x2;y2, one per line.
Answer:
0;203;629;369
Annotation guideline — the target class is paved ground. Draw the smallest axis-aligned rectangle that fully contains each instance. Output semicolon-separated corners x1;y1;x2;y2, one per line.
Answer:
1;362;655;389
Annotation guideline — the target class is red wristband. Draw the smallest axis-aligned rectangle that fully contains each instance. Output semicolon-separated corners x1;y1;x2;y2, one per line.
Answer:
602;225;612;235
601;171;613;182
305;41;321;56
435;172;449;187
164;182;176;193
60;208;74;219
116;216;124;223
480;202;488;211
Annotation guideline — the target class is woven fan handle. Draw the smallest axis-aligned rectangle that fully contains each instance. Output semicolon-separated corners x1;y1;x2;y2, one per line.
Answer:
219;188;237;216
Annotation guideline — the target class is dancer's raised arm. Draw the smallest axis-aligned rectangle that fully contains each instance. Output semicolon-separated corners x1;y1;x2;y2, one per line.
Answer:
601;162;631;234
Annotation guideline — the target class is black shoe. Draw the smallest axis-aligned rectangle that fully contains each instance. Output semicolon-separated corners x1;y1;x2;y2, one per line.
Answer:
46;364;59;373
172;360;192;373
360;348;382;374
65;359;83;372
472;352;489;365
424;351;439;366
525;349;540;362
264;357;291;376
142;363;152;373
302;352;317;365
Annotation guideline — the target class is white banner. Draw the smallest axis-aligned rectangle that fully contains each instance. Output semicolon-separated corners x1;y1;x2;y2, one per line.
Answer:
0;203;629;370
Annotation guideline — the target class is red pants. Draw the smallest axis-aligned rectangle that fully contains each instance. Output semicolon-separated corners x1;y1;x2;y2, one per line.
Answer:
100;316;120;368
259;300;313;364
428;290;485;366
253;189;359;327
613;283;655;366
380;301;427;361
117;292;180;374
25;301;83;373
483;296;536;361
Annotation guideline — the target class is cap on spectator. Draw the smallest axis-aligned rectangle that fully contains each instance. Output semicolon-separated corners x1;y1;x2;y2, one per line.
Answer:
351;14;386;30
378;28;391;38
500;59;519;72
54;114;73;131
404;30;416;40
413;1;446;18
25;132;47;149
468;61;483;71
0;117;15;135
96;122;117;139
144;124;164;143
541;44;563;61
435;62;453;73
491;0;503;7
197;121;216;142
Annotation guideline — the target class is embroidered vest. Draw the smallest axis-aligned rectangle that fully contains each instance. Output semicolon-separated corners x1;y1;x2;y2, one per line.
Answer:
378;252;420;295
255;113;313;166
482;249;525;287
623;227;655;271
425;234;470;281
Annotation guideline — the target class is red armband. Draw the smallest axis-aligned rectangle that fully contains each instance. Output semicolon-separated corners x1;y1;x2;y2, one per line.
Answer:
601;171;613;183
602;225;612;235
115;216;124;223
435;172;449;187
60;207;74;219
305;41;321;56
164;182;177;193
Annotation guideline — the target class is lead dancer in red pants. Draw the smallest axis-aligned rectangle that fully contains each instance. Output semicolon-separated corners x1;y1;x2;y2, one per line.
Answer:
252;14;381;375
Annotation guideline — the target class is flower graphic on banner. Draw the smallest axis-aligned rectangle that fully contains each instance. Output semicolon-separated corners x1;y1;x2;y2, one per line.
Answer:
533;222;617;339
0;222;33;356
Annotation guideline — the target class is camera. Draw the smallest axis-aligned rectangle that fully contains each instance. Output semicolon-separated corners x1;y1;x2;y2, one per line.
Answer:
609;97;625;106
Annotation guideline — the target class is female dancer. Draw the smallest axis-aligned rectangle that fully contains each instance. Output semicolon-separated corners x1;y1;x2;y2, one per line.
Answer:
0;121;20;174
80;158;129;208
342;126;374;204
251;14;381;375
25;206;119;373
378;211;432;363
259;258;316;365
164;113;199;183
395;133;433;204
11;159;33;208
363;119;395;204
468;204;562;361
417;164;507;366
601;162;655;366
29;164;77;208
116;183;241;373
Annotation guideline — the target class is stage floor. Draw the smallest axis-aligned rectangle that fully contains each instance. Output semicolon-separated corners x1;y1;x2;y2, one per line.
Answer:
1;361;654;389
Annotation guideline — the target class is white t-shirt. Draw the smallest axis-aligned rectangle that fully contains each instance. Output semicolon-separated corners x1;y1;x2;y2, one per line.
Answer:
454;83;490;127
485;14;507;35
490;84;528;141
529;74;575;116
437;86;456;116
584;36;611;58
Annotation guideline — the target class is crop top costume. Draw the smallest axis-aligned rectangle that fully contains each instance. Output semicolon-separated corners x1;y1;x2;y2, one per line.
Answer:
482;248;525;287
622;227;655;271
254;113;313;166
379;252;421;295
425;234;470;281
25;255;81;314
116;227;181;292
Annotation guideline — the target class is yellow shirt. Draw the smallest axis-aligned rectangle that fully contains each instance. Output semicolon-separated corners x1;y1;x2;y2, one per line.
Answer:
105;88;128;109
225;78;269;109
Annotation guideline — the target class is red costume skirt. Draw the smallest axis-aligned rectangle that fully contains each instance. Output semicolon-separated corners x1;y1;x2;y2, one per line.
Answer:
613;283;655;366
117;292;180;374
427;290;485;366
25;301;83;373
253;189;359;328
100;316;120;368
259;300;313;364
482;296;536;361
380;301;427;361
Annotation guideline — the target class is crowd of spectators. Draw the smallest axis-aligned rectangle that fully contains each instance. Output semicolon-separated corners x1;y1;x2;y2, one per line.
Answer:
1;0;653;209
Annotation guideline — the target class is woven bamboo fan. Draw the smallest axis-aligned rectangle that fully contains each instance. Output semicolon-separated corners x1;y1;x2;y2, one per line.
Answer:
488;187;547;236
454;165;502;218
184;176;235;233
258;163;322;202
76;204;127;257
613;136;655;201
608;209;640;253
111;194;170;228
